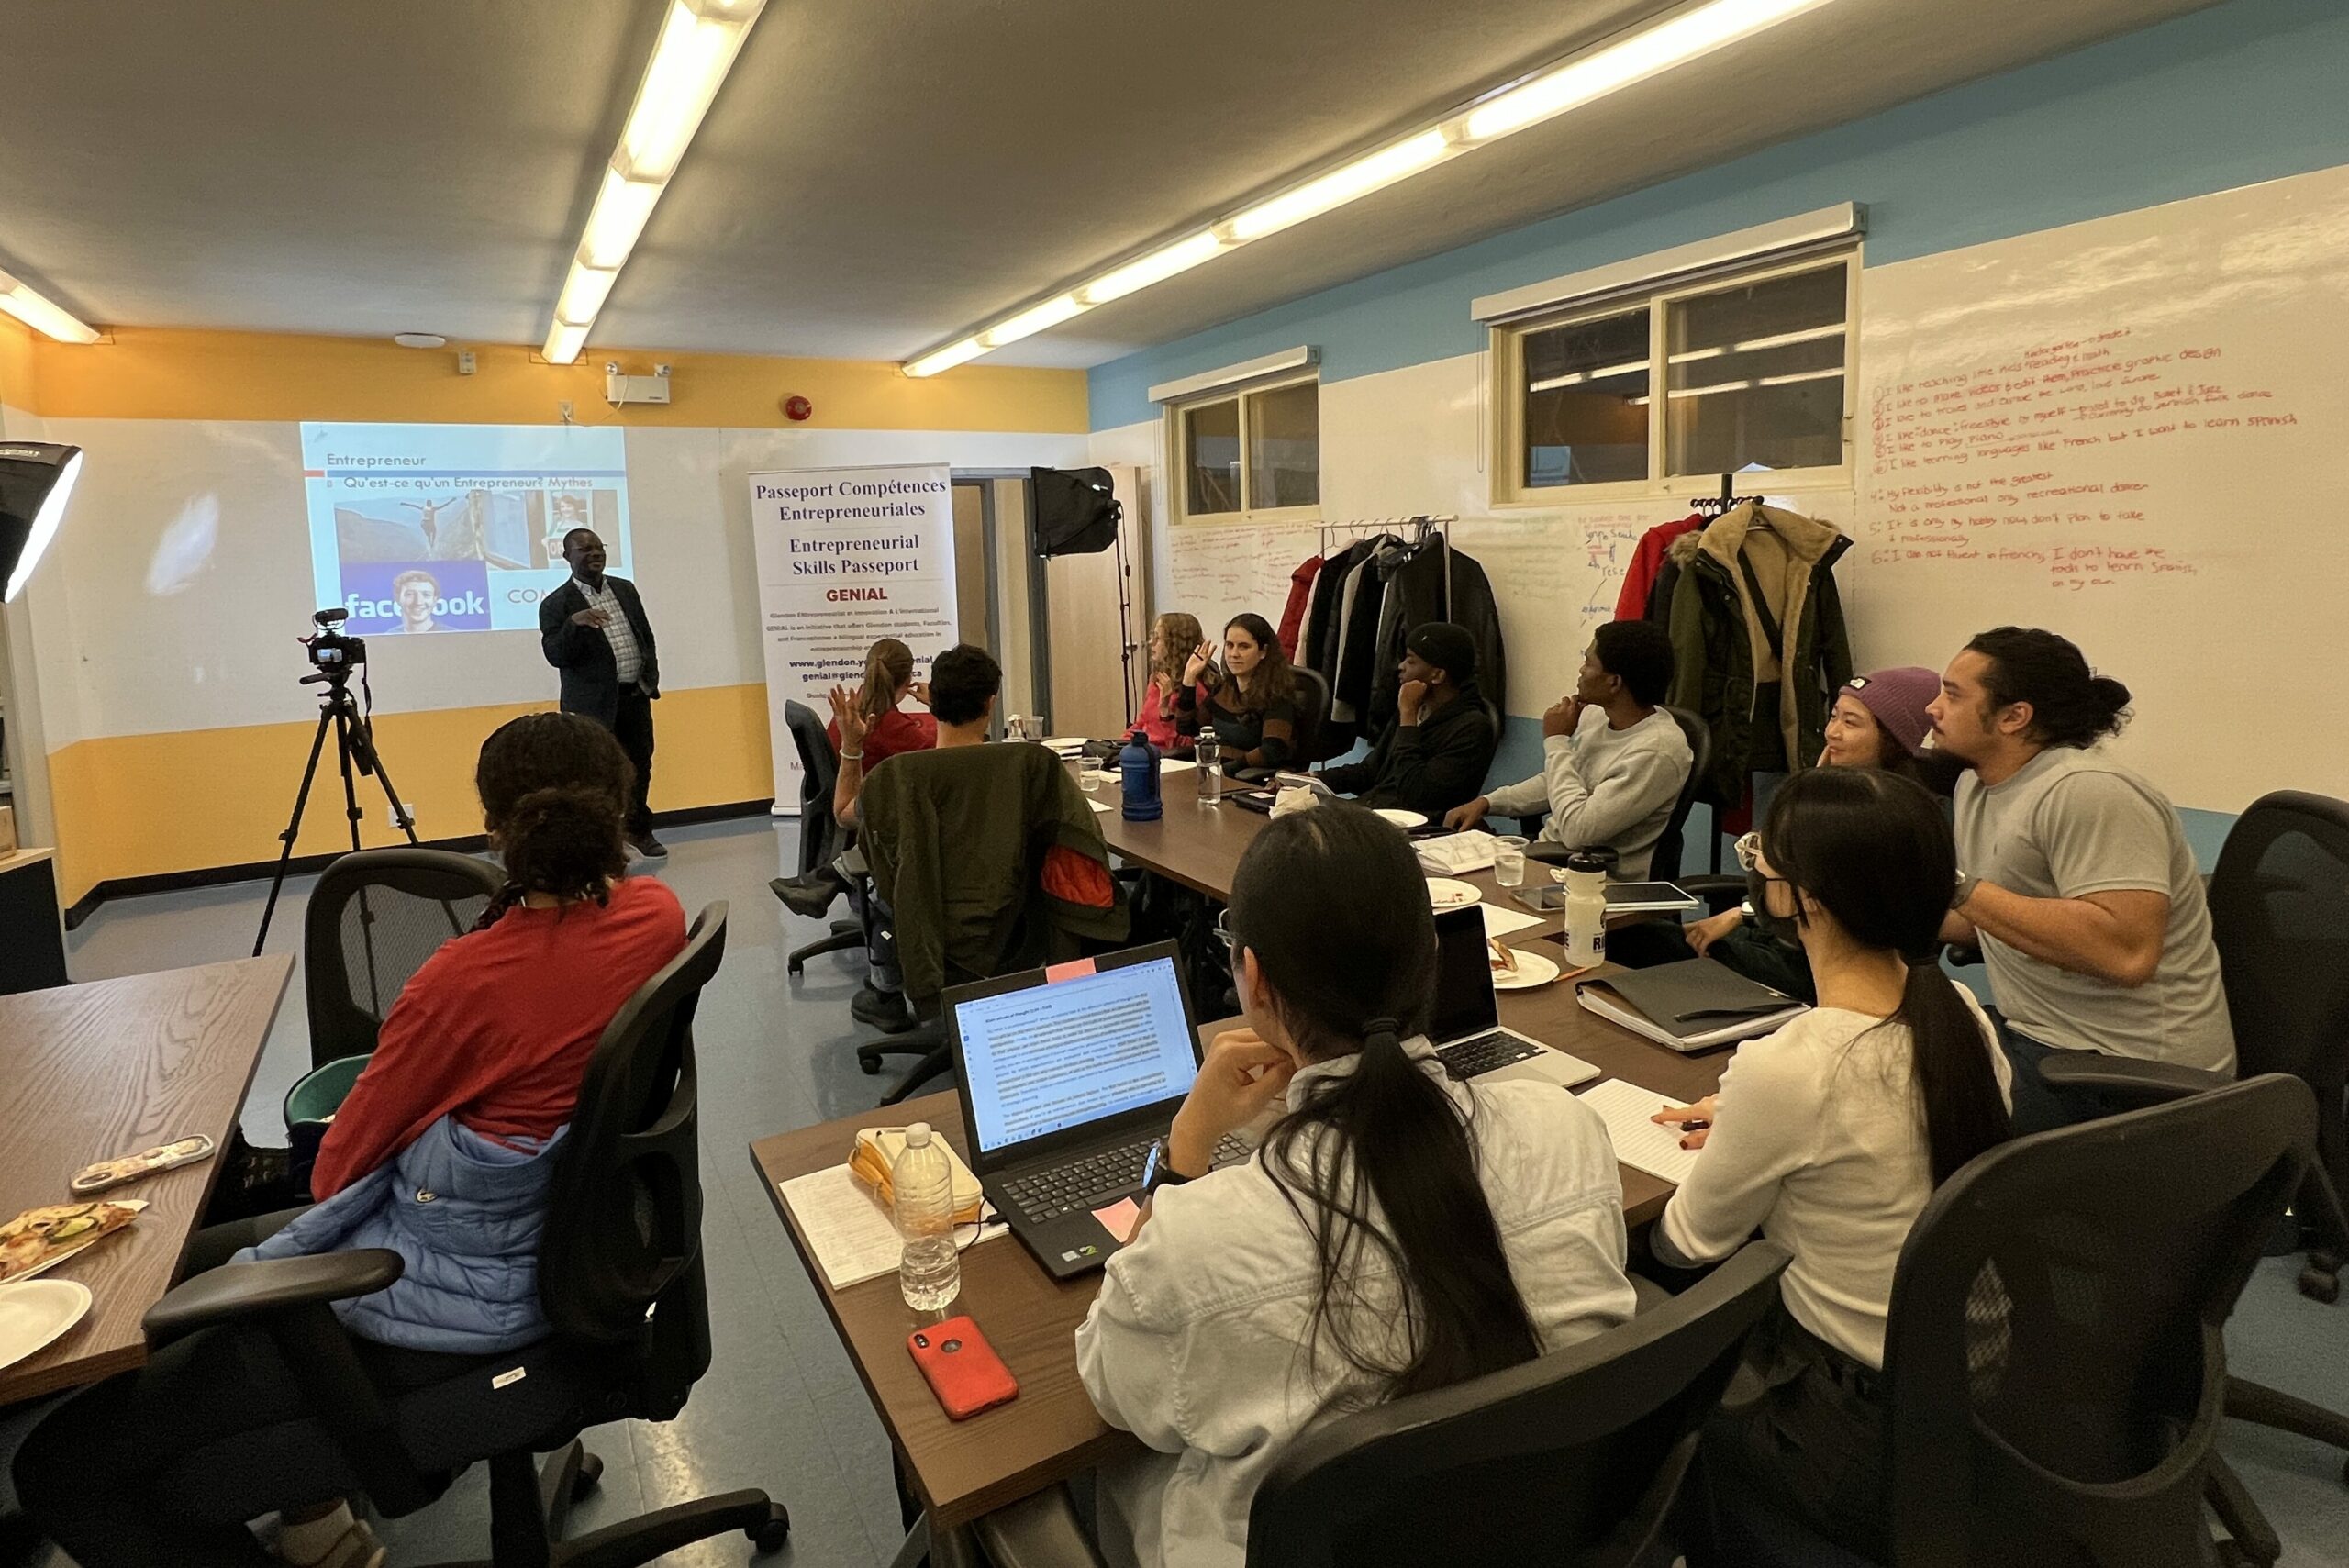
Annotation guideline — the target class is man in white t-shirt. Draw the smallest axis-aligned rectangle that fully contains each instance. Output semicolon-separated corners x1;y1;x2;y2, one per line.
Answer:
1929;627;2233;1132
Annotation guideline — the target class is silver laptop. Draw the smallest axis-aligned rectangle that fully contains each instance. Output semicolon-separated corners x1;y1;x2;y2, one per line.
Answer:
1431;905;1599;1088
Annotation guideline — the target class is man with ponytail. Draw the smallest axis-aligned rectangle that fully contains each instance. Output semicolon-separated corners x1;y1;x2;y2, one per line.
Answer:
1075;805;1633;1568
12;714;686;1568
1928;627;2233;1131
1649;766;2012;1562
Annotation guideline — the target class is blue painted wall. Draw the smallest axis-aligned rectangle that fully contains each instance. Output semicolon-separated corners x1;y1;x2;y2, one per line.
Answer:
1090;0;2349;431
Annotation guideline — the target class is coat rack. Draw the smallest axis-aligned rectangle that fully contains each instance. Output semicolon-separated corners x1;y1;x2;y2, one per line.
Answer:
1690;473;1738;516
1317;515;1457;617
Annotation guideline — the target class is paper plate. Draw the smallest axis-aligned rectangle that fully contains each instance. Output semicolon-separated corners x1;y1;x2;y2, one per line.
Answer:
1159;757;1197;773
1043;737;1090;751
1489;947;1563;991
1374;808;1428;829
1425;877;1482;910
0;1279;92;1373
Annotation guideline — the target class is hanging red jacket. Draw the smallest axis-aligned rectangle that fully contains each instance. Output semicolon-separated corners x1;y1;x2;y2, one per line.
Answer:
1614;516;1705;622
1276;553;1324;660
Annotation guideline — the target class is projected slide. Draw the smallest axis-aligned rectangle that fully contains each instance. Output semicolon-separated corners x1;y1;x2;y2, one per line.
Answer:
301;423;632;635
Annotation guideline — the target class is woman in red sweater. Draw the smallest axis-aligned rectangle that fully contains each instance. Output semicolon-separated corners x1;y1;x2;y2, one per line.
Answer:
825;636;937;774
312;711;688;1195
14;712;686;1568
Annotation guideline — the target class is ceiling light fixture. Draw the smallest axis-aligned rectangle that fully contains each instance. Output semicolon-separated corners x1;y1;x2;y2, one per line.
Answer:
540;0;766;365
901;0;1835;375
0;268;100;345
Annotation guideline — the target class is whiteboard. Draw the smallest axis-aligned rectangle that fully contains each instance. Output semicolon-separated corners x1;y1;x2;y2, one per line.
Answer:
1849;164;2349;811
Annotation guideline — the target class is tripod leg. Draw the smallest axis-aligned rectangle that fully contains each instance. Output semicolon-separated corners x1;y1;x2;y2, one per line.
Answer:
334;705;391;1019
254;706;338;955
353;709;465;938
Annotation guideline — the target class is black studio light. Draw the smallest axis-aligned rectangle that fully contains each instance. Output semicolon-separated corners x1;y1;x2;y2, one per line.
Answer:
0;440;83;601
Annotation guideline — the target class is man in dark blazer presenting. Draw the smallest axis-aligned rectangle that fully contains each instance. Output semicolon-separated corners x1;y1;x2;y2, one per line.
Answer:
539;527;665;857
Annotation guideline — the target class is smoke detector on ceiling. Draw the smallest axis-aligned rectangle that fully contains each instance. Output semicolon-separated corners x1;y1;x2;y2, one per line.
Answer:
392;332;447;349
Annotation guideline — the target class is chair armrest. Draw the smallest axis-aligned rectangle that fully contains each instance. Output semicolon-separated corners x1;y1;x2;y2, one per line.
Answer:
1943;943;1984;970
144;1250;404;1344
2034;1055;2228;1108
1676;873;1746;914
973;1485;1106;1568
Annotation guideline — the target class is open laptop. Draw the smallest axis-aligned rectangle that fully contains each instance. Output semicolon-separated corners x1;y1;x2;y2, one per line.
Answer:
944;941;1243;1280
1430;905;1600;1089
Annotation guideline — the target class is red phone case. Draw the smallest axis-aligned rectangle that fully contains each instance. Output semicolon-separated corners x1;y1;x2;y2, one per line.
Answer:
908;1315;1020;1420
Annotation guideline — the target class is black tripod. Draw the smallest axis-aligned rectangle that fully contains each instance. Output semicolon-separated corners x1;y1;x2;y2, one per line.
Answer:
253;668;421;954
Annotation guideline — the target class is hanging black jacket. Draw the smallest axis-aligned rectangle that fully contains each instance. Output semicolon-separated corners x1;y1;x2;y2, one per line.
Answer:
1365;539;1508;736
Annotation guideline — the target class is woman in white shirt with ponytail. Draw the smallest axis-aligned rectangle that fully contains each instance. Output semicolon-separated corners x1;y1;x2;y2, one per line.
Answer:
1651;764;2013;1562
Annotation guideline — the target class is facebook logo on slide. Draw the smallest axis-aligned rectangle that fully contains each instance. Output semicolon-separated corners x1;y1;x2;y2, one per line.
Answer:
340;561;491;635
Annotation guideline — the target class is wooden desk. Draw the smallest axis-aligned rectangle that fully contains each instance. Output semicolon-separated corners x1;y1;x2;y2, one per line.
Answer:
751;982;1730;1527
0;955;295;1405
1089;788;1267;902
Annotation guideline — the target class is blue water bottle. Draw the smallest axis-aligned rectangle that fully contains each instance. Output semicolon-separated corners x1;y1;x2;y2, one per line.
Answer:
1120;735;1163;821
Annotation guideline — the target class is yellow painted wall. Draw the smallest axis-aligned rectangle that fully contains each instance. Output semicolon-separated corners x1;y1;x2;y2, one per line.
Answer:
45;682;773;900
18;328;1087;433
0;313;36;412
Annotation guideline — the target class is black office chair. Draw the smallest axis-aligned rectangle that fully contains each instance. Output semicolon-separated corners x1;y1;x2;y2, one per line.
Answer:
1287;666;1334;767
774;698;862;976
1875;1075;2316;1568
143;904;793;1564
305;847;506;1071
974;1242;1790;1568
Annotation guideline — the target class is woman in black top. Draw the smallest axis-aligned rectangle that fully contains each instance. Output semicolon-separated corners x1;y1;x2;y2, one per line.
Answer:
1178;612;1298;770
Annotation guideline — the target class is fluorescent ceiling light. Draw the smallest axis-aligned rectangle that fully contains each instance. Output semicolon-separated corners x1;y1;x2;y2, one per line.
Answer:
579;169;666;272
905;338;987;379
543;318;591;366
0;269;99;345
556;258;621;326
1666;364;1843;398
1460;0;1831;143
540;0;766;361
618;0;762;183
981;295;1085;349
1078;232;1226;306
902;0;1835;374
1225;129;1452;242
1669;322;1844;362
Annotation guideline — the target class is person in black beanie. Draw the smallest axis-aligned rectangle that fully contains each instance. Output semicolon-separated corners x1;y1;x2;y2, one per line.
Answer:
1317;622;1497;819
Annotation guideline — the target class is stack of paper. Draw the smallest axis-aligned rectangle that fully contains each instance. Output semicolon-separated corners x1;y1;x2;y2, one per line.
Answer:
1417;831;1500;875
778;1164;1006;1291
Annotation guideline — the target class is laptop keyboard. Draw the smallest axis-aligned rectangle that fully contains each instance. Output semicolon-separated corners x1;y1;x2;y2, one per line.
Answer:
1001;1131;1252;1224
1437;1029;1542;1079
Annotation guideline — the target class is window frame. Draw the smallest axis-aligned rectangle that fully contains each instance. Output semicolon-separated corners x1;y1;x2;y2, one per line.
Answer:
1165;369;1324;528
1489;247;1861;508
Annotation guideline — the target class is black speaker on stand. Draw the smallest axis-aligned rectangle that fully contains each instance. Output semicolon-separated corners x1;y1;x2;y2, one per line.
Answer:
1029;466;1138;730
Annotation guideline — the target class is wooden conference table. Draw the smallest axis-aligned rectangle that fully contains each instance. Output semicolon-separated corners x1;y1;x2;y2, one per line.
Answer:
0;955;295;1406
753;784;1730;1534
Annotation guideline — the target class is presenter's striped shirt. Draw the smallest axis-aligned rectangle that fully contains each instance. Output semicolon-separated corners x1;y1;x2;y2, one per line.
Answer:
573;576;644;690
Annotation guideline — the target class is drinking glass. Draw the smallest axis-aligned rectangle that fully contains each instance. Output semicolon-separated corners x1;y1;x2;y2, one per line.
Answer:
1492;835;1530;888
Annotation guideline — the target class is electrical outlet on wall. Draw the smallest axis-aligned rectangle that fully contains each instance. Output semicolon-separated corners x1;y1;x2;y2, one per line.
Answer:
389;804;416;833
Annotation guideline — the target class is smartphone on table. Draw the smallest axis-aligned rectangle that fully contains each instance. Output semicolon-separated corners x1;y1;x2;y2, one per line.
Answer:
908;1315;1019;1420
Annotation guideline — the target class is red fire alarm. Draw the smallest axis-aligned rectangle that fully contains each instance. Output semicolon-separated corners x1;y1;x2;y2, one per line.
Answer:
783;395;813;422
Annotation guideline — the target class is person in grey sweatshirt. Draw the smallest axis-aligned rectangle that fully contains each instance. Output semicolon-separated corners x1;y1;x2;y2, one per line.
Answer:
1445;619;1691;878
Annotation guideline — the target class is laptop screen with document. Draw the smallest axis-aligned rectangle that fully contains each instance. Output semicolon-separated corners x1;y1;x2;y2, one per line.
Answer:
1430;905;1501;1043
950;948;1202;1161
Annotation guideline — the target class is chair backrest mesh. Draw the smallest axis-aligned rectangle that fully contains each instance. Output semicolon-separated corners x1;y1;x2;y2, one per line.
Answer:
303;849;505;1070
2210;791;2349;1094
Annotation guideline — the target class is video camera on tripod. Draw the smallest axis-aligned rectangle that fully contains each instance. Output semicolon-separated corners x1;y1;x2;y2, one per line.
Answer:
298;606;366;683
254;606;418;952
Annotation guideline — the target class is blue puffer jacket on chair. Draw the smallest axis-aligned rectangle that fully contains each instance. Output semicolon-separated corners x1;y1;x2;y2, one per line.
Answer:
239;1115;566;1354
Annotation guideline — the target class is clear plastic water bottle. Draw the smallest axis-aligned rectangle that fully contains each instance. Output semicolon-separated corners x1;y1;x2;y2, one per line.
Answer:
894;1123;961;1311
1196;727;1222;804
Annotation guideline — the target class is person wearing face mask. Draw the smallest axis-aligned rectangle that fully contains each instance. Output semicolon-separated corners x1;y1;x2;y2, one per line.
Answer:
1622;666;1952;998
1070;804;1635;1568
1649;766;2012;1563
1175;613;1298;771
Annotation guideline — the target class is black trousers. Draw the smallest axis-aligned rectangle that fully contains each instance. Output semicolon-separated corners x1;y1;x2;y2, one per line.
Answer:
10;1211;476;1568
1694;1304;1891;1564
609;686;656;839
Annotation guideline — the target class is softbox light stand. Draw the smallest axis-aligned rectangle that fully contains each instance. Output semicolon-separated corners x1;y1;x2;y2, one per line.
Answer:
1030;466;1140;729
